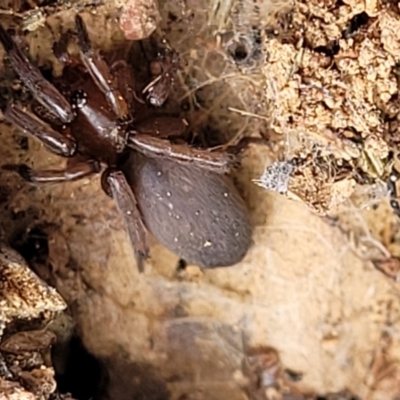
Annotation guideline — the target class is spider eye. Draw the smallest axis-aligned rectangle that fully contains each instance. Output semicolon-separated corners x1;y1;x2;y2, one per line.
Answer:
71;90;88;109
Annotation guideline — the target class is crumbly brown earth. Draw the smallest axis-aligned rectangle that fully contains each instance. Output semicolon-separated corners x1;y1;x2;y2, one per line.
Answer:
0;243;68;399
1;0;400;399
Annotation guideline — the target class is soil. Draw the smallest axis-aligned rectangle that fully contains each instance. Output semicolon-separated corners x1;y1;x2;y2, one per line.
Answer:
1;0;400;399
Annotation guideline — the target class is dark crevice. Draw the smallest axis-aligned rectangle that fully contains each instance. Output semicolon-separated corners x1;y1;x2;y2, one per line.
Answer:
11;224;51;272
102;358;170;400
229;27;263;66
302;12;372;59
342;11;370;38
5;223;104;400
314;40;340;56
316;397;360;400
176;258;187;272
167;12;178;22
53;335;103;400
228;40;250;62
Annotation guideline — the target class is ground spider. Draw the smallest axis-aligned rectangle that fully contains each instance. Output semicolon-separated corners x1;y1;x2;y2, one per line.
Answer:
0;15;255;271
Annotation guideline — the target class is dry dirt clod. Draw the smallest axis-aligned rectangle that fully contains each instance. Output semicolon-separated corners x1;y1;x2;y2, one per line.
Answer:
0;243;66;331
0;376;36;400
239;346;315;400
0;242;72;400
3;0;400;399
118;0;161;40
0;330;56;354
18;368;57;399
373;257;400;282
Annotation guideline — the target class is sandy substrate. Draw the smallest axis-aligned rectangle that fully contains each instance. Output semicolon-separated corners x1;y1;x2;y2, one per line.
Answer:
1;0;400;399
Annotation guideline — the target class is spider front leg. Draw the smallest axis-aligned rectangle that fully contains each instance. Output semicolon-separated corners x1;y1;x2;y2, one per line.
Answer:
142;48;179;107
129;116;269;172
110;60;144;108
128;133;236;173
102;169;148;272
5;103;77;157
2;159;100;183
134;116;188;139
0;23;74;124
74;14;130;121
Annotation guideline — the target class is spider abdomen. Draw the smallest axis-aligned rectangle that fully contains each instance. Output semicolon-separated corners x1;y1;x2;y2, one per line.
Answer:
124;153;252;268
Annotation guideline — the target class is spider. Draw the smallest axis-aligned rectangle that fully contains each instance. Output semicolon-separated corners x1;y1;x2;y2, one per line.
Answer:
387;151;400;218
0;15;254;272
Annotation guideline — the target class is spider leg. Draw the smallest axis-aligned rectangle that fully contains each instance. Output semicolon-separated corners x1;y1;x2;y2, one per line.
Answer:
127;134;235;173
142;48;179;107
2;160;100;183
52;29;82;67
0;23;74;124
74;14;130;121
5;103;77;157
110;60;144;108
134;116;188;139
102;169;148;272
